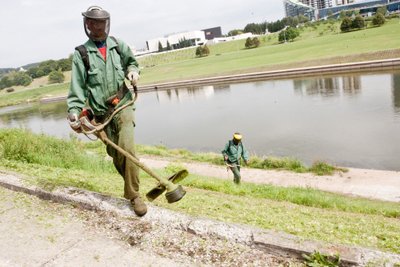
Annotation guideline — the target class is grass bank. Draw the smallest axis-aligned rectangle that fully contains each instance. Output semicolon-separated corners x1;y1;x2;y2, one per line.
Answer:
0;82;68;107
1;129;399;254
137;19;400;84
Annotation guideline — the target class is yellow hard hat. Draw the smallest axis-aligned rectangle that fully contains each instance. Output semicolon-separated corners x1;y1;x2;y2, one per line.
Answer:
233;133;242;140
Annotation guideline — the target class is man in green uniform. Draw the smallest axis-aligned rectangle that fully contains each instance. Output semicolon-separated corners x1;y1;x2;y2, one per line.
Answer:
67;6;147;216
221;133;249;184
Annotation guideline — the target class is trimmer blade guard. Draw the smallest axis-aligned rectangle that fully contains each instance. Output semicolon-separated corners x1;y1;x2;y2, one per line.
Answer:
146;169;188;202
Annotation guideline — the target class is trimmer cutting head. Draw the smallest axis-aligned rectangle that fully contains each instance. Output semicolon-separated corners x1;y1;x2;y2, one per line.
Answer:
165;185;186;203
146;169;188;202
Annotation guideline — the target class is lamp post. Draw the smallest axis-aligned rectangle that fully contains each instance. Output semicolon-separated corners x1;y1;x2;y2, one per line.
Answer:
283;25;288;43
284;29;286;43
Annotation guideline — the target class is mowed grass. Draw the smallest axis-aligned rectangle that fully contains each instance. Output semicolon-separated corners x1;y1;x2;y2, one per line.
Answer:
137;19;400;84
1;128;400;254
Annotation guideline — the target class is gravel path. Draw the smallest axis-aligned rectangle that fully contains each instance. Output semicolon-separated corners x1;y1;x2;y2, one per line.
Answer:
141;156;400;202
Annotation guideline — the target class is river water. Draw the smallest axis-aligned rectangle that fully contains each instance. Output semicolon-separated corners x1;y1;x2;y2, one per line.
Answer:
1;71;400;171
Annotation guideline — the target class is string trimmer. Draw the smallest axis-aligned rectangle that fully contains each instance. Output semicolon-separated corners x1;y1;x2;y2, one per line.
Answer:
78;81;187;203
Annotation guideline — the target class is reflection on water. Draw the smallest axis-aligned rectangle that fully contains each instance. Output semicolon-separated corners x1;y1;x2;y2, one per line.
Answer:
1;71;400;171
294;76;361;96
155;84;231;103
392;74;400;113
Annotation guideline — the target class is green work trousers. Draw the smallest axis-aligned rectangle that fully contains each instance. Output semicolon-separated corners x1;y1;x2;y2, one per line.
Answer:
104;107;140;200
229;164;241;184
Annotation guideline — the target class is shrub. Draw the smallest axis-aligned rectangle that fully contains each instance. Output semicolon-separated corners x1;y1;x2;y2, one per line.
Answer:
340;17;353;32
245;37;260;49
352;15;365;29
195;45;210;57
372;13;385;26
48;69;65;84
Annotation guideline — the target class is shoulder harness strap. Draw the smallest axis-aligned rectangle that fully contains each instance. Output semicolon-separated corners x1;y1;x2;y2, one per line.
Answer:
75;45;90;72
75;37;121;73
110;36;121;55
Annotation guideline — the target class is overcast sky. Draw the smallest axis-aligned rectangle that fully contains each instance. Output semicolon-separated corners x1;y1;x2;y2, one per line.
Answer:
0;0;285;68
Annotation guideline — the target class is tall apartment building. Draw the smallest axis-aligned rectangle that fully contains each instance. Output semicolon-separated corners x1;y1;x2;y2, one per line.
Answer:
298;0;332;9
284;0;397;19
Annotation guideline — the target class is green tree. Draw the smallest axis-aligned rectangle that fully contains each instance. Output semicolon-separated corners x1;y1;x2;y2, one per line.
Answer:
166;41;172;51
13;72;32;86
202;45;210;55
244;23;264;34
340;17;353;32
339;10;347;19
177;38;193;48
267;20;285;33
376;6;387;16
228;29;243;36
26;67;40;78
286;27;299;41
0;76;12;89
372;13;385;26
278;27;299;43
38;60;58;75
57;58;72;71
252;37;260;48
352;15;365;29
282;16;299;27
297;15;309;24
245;37;254;48
48;69;65;84
195;45;210;57
158;41;163;52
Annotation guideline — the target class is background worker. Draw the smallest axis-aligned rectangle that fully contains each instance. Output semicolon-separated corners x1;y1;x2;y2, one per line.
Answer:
66;6;146;216
221;133;249;184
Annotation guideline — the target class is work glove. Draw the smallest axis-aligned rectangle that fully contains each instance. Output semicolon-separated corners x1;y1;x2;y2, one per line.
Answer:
126;71;140;86
67;113;82;133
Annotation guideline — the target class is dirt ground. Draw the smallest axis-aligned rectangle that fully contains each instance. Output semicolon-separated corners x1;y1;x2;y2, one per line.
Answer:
0;186;298;267
140;156;400;203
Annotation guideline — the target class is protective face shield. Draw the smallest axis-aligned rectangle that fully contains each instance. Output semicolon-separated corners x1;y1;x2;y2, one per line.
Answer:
82;6;110;42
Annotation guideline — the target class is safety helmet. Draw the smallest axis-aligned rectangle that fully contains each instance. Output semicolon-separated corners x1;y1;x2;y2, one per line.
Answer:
233;132;242;141
82;6;110;41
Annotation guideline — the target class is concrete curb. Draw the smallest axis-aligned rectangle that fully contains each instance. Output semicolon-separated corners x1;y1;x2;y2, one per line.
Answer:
1;171;399;267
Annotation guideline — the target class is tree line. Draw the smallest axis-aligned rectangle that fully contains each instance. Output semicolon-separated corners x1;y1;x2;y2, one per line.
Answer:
0;56;72;90
340;7;387;32
228;15;309;36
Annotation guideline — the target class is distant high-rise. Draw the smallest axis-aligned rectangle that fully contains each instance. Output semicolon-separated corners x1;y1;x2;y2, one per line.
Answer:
284;0;395;20
298;0;332;9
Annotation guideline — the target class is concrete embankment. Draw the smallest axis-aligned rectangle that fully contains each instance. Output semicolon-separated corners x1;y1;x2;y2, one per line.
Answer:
138;58;400;92
40;58;400;103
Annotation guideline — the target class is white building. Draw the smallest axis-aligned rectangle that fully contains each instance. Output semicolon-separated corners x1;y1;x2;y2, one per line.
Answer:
146;30;206;53
207;33;254;45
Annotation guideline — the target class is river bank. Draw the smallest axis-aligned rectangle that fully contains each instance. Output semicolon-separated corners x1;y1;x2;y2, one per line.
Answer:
39;57;400;104
138;57;400;92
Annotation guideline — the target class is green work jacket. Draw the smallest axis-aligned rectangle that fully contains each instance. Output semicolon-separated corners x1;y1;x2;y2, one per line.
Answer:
67;37;139;116
221;140;249;163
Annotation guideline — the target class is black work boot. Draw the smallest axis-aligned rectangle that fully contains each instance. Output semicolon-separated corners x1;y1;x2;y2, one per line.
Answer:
131;196;147;217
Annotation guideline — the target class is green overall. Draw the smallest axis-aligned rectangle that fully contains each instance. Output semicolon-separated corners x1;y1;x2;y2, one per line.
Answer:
221;140;249;184
67;37;141;200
